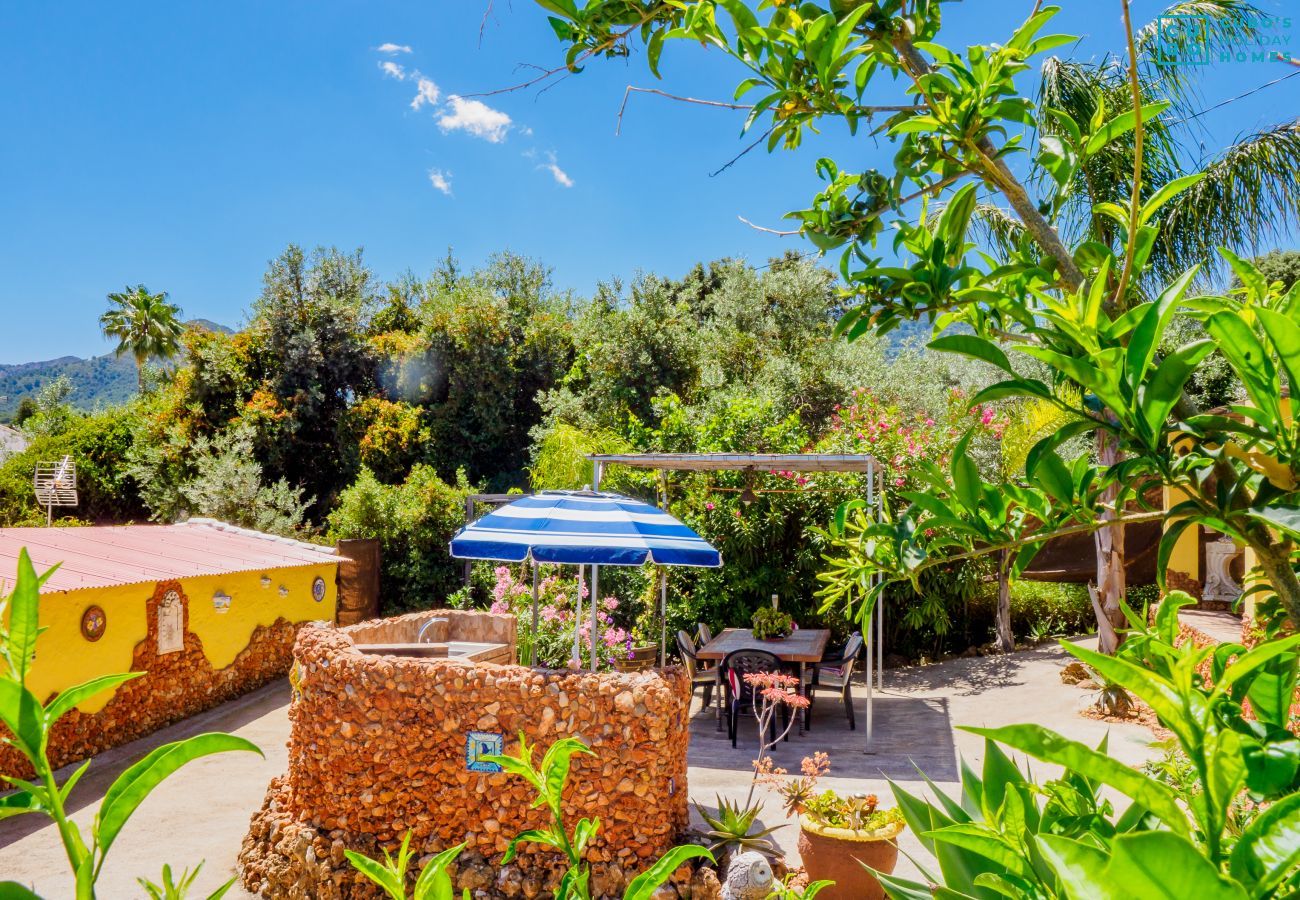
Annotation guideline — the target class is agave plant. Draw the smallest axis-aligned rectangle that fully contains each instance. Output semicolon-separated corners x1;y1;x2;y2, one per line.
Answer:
693;794;785;857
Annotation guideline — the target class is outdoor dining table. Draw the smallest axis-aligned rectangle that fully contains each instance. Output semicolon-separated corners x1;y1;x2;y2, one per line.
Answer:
696;627;830;736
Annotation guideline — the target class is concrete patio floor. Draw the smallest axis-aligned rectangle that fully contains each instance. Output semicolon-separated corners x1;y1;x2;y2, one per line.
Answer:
0;635;1159;897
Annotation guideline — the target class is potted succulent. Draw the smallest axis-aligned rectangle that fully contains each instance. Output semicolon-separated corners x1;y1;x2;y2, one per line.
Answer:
751;607;793;640
773;755;905;900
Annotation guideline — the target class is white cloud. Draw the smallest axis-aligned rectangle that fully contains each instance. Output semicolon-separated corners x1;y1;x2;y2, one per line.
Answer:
427;168;453;195
538;152;574;188
437;95;512;143
377;43;412;54
379;60;406;79
519;125;535;137
410;76;440;111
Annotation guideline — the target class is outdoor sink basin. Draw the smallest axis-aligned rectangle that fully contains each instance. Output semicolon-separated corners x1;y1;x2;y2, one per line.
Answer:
354;641;450;658
351;639;512;663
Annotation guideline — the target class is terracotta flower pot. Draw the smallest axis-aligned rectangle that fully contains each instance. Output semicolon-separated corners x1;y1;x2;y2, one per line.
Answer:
796;817;903;900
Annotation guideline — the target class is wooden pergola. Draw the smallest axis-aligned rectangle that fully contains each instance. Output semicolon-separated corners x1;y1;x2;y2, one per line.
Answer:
587;452;888;753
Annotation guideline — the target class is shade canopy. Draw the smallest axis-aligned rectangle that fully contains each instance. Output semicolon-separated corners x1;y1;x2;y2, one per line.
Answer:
449;490;722;568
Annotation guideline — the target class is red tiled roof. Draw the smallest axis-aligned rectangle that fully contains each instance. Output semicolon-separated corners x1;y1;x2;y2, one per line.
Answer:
0;519;344;594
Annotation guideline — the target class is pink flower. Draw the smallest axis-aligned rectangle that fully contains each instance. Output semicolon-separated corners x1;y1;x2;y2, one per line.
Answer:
981;407;996;426
706;502;715;511
603;597;619;611
489;600;510;615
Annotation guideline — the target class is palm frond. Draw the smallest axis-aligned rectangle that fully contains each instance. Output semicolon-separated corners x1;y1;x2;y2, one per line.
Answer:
1036;58;1183;247
969;204;1027;262
1135;1;1269;107
1155;120;1300;284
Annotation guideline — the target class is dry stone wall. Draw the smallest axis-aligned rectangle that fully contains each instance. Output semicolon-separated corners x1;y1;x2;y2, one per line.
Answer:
241;611;697;898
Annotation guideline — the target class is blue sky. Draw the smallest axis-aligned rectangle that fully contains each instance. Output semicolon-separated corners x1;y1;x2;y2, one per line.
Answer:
0;1;1296;362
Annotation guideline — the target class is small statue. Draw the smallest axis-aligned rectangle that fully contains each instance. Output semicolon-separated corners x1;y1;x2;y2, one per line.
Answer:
721;851;774;900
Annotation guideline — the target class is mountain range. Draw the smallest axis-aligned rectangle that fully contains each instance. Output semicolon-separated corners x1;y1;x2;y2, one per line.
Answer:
0;319;232;421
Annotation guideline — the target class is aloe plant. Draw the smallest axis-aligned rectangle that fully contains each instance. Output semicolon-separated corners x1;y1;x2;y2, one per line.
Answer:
484;733;713;900
0;548;261;899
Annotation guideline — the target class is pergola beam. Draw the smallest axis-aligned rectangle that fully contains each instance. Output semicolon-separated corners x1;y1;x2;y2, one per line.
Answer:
585;452;878;473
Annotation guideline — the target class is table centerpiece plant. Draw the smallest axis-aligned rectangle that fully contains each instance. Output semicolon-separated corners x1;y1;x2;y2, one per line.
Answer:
751;607;793;641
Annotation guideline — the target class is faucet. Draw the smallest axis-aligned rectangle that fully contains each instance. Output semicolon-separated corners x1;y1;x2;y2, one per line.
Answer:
417;619;438;644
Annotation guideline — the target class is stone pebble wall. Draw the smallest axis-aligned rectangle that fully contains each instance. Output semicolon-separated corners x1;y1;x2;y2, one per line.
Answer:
0;579;299;779
240;611;701;898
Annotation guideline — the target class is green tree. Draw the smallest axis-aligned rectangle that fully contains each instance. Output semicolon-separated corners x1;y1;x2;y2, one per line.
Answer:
1247;248;1300;292
411;252;575;488
99;285;184;390
246;245;379;513
527;0;1300;646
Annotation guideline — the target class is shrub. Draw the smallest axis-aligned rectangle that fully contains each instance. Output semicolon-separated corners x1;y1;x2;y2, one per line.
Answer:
328;465;472;613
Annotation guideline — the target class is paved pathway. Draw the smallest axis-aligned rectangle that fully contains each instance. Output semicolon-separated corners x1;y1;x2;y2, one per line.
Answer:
0;637;1157;897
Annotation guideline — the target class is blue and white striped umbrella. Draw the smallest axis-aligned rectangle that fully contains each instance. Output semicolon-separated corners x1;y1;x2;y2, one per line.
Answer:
449;490;721;568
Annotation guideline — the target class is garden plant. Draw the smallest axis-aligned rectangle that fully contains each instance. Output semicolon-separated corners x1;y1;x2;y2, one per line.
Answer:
485;734;712;899
0;549;260;899
876;599;1300;898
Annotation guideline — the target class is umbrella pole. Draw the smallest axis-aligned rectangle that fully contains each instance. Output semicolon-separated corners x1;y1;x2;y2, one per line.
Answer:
531;561;540;667
590;565;600;672
661;570;670;668
574;565;584;667
865;459;877;754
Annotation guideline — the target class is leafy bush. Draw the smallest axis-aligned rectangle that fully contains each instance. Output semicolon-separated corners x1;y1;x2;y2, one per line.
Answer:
327;465;472;613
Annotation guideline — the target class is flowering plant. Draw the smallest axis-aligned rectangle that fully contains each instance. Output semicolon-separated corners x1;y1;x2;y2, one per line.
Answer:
757;751;904;835
694;671;808;856
821;388;1007;490
489;565;632;671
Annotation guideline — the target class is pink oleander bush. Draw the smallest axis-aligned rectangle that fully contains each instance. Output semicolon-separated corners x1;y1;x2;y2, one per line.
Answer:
490;564;632;670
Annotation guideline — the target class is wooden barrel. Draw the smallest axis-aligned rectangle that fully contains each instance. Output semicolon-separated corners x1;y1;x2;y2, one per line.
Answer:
335;538;379;625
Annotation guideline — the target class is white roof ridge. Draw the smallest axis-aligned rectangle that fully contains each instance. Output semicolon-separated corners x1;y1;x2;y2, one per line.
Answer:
181;518;338;556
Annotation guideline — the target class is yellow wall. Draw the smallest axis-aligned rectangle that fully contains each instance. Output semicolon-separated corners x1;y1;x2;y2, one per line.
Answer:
27;563;337;714
1161;483;1201;582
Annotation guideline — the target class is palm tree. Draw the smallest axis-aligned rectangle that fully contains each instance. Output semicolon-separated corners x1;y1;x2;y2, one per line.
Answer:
976;1;1300;644
99;285;185;390
982;2;1300;290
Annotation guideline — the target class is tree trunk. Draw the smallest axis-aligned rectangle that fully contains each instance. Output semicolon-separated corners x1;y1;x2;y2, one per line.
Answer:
995;551;1014;653
1094;430;1126;654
